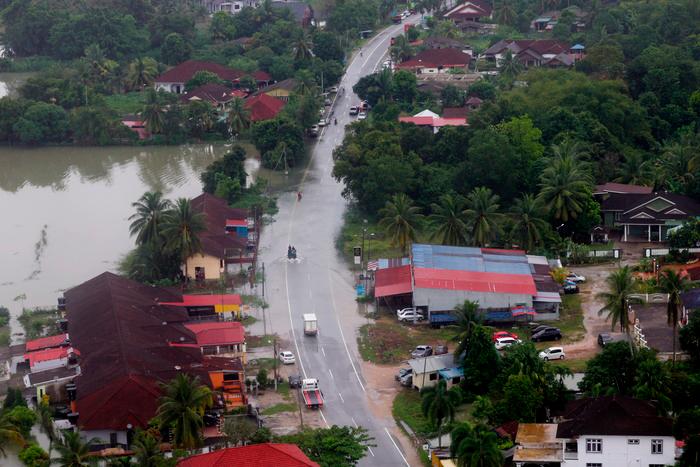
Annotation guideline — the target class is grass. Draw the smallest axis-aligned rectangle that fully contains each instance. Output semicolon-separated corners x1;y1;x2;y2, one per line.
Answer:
18;308;60;340
247;334;276;348
357;318;455;364
534;294;585;345
336;207;403;263
240;315;258;326
104;92;145;115
392;390;433;436
0;329;9;347
247;357;277;372
551;358;588;373
261;402;297;415
277;381;292;401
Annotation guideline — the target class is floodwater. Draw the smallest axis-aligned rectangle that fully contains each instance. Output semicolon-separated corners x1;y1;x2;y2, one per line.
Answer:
0;72;34;98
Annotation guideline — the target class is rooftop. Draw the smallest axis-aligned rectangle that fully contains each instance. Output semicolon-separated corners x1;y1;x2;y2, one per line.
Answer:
244;93;286;122
25;366;79;386
184;321;245;346
374;264;412;298
177;443;319;467
594;182;653;195
396;48;471;69
412;244;532;275
25;334;69;352
514;424;562;463
161;294;242;308
632;303;680;353
407;354;455;374
24;346;73;367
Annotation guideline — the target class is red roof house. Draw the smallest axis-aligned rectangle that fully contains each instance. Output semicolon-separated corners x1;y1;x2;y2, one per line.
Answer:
155;60;271;94
180;83;240;109
24;346;74;370
244;93;286;122
25;334;69;352
398;109;468;133
183;321;245;347
177;443;319;467
395;48;471;74
443;0;493;23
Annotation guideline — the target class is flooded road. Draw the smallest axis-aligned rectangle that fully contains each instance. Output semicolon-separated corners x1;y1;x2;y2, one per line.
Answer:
0;72;34;98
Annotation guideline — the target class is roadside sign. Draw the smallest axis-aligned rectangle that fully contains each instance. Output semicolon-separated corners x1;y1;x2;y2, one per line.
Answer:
356;284;366;297
353;246;362;265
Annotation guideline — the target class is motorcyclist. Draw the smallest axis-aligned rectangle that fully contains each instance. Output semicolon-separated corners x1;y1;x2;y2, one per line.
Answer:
334;118;338;125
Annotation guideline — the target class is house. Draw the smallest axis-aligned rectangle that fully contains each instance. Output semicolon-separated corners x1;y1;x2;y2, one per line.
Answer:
423;36;473;56
121;115;149;140
465;96;483;111
407;354;458;390
159;293;243;321
182;321;246;361
531;7;587;32
25;334;70;352
596;190;700;242
155;60;271;94
180;83;246;110
177;443;319;466
244;93;286;122
23;366;80;403
395;48;471;74
254;78;297;102
24;346;77;373
483;40;572;68
443;0;493;25
513;424;562;466
203;0;260;14
270;1;314;27
629;303;681;361
398;109;468;133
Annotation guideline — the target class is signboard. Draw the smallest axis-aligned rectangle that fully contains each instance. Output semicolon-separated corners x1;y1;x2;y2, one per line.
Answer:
353;246;362;265
356;284;366;297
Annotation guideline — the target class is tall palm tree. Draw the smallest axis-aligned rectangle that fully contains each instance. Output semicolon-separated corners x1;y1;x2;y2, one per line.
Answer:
55;431;99;467
463;187;503;247
537;154;593;222
659;269;690;364
379;193;423;254
451;423;502;467
452;300;480;360
162;198;206;279
142;89;166;135
615;151;653;186
132;430;163;467
633;358;672;412
493;0;517;26
293;36;314;62
126;57;158;91
0;415;24;457
129;191;172;246
597;266;636;334
510;194;548;251
36;402;55;461
421;380;462;448
429;194;468;246
390;36;413;63
499;50;522;79
227;97;251;139
375;68;394;103
157;373;213;450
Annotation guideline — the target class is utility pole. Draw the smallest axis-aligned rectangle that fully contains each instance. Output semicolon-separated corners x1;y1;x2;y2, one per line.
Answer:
262;262;266;336
273;335;278;391
296;387;304;429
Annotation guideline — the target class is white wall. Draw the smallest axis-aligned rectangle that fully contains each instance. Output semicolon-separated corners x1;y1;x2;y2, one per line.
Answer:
31;357;68;373
566;435;675;467
413;288;533;312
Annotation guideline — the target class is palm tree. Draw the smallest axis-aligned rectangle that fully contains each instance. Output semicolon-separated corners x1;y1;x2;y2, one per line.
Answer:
421;380;462;448
463;187;503;247
126;57;158;91
132;431;163;467
633;358;672;412
499;50;522;79
390;36;413;63
129;191;172;246
227;97;251;139
157;373;213;450
452;300;480;360
55;431;99;467
510;194;548;251
451;423;502;467
429;194;468;246
162;198;206;279
597;266;636;334
142;89;166;135
615;151;653;186
293;36;314;62
36;402;55;461
537;154;593;223
659;269;690;364
378;193;423;254
0;415;24;457
493;0;517;26
375;68;394;103
294;70;317;96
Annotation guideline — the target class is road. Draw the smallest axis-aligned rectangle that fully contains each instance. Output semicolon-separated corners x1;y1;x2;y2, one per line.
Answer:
256;18;419;467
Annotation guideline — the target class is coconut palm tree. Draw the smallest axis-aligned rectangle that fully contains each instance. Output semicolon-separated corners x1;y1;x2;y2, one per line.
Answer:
537;154;593;223
375;68;394;103
36;402;55;461
129;191;172;247
452;300;480;359
227;97;251;139
597;266;636;334
451;423;502;467
157;373;213;450
390;36;413;63
126;57;158;91
162;198;205;279
493;0;517;26
615;151;654;186
499;50;522;79
379;193;423;254
421;380;462;448
54;430;99;467
132;431;163;467
142;89;166;135
510;194;548;251
659;269;690;364
463;187;503;247
293;35;314;62
429;194;468;246
633;358;672;412
0;415;24;457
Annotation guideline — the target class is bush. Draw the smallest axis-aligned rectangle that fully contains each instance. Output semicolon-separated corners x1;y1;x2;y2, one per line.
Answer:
7;405;38;436
257;368;269;388
19;443;49;467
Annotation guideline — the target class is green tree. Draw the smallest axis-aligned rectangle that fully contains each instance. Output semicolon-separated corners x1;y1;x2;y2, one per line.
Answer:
461;325;500;394
537;152;593;223
3;388;27;410
391;70;417;105
502;374;543;422
185;101;216;139
186;71;224;91
132;431;163;467
223;416;257;447
6;406;36;438
510;194;548;251
579;342;639;396
312;31;344;62
18;443;48;467
142;89;166;135
632;358;672;412
659;269;690;364
463;187;503;247
210;12;236;41
451;423;502;467
597;266;636;333
162;199;206;279
201;146;248;194
157;373;213;450
36;402;55;463
54;430;99;467
13;102;69;144
129;192;172;247
421;380;462;448
378;193;423;254
680;310;700;365
499;50;523;79
227;97;251;138
0;414;24;457
293;36;313;63
161;32;191;66
126;57;158;91
280;426;374;466
429;194;468;246
452;300;480;359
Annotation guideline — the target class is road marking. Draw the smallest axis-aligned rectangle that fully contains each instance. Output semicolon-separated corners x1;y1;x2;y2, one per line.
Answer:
351;417;358;428
384;427;410;466
321;346;326;357
319;409;330;428
284;258;307;379
338;392;345;403
368;446;375;457
309;289;313;299
328;369;334;379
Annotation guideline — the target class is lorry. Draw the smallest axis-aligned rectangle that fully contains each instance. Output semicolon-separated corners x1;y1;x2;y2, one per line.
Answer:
429;312;458;328
303;313;318;336
301;378;324;409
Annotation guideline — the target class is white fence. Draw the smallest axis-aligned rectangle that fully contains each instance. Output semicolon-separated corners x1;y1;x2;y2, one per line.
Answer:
566;249;622;259
644;247;700;257
628;293;669;304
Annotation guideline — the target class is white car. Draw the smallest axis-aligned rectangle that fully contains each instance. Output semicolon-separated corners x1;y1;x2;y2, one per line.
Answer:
566;272;586;283
397;307;424;321
357;111;367;120
318;118;327;127
328;86;338;93
494;337;521;350
279;351;296;364
539;347;565;361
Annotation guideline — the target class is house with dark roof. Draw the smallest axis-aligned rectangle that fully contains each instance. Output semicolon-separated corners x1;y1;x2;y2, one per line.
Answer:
155;60;271;94
180;83;246;110
443;0;492;24
244;93;286;122
423;36;473;56
483;39;575;68
177;443;319;467
395;48;471;74
270;0;314;26
399;109;468;133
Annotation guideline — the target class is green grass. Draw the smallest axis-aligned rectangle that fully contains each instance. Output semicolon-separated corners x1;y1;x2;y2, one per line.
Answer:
392;390;433;436
277;381;293;401
0;329;9;347
240;315;258;326
551;358;588;373
261;402;297;415
357;319;455;364
533;294;585;345
104;92;145;115
247;357;277;372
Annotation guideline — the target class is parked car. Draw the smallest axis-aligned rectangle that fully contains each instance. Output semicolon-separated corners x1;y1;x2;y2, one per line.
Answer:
349;106;359;116
398;310;424;322
399;374;413;387
288;374;302;388
357;111;367;120
397;307;418;315
434;344;448;355
563;283;579;294
492;331;519;342
539;346;565;361
279;351;296;364
328;86;338;93
395;368;411;381
318;118;327;127
532;327;562;342
530;325;554;335
411;345;433;358
566;272;586;283
494;337;521;350
308;125;319;137
598;333;613;346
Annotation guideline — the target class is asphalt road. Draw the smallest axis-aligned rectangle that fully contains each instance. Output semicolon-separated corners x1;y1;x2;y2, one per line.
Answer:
256;18;420;467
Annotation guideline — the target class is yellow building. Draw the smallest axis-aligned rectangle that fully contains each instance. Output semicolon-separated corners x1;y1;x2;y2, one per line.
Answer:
256;78;297;101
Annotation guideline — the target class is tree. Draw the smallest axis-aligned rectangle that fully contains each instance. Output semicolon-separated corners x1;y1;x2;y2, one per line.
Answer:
499;50;522;79
421;380;462;448
632;358;672;412
5;406;36;437
157;373;213;450
451;423;502;467
429;194;468;246
201;146;248;194
132;431;163;467
391;70;417;105
3;388;27;410
162;199;206;279
510;194;549;251
0;414;24;457
579;342;639;396
13;102;69;144
461;325;500;394
18;443;49;467
161;32;191;66
463;187;503;247
312;31;343;62
54;430;99;467
293;36;314;62
186;71;224;91
502;374;543;422
493;0;516;26
597;266;636;333
659;269;690;364
280;426;374;466
126;57;158;91
680;310;700;365
142;89;166;135
537;153;593;223
227;97;251;138
36;402;55;462
185;101;216;139
441;85;464;108
452;300;480;359
378;193;423;254
210;12;236;41
223;416;257;447
129;192;172;247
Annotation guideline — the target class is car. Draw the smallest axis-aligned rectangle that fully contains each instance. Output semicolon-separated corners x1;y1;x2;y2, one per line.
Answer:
328;86;338;93
539;347;565;361
397;307;423;318
357;111;367;120
308;125;319;137
435;344;448;355
530;325;554;335
288;374;302;388
324;98;332;106
566;272;586;283
532;327;562;342
598;333;613;346
399;374;413;387
563;283;579;294
395;368;411;381
411;345;433;358
397;309;424;322
318;118;327;127
494;337;521;350
279;351;296;364
349;106;359;116
492;330;519;342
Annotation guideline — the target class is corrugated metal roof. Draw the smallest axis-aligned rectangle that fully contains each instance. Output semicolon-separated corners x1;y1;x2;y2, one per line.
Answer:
412;244;531;275
375;265;412;298
414;267;537;295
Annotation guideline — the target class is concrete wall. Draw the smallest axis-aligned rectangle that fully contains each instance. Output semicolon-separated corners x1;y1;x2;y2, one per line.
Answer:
185;254;223;280
81;429;127;446
413;288;533;312
566;435;675;466
31;358;68;373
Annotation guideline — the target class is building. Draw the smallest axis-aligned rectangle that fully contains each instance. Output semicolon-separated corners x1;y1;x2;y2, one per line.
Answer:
270;1;315;26
483;40;575;68
254;78;297;101
24;366;80;403
159;293;243;321
244;93;286;122
513;424;562;466
423;36;472;55
24;346;77;373
395;48;471;75
407;354;459;391
376;244;561;322
180;83;247;110
398;109;468;133
203;0;260;14
443;0;493;25
121;115;150;140
177;443;319;466
531;7;587;32
630;303;681;361
155;60;271;94
182;321;246;361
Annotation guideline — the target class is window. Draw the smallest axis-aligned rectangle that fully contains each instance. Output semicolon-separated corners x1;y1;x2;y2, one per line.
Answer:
586;439;602;453
628;439;640;445
429;373;438;381
586;464;602;467
651;439;663;454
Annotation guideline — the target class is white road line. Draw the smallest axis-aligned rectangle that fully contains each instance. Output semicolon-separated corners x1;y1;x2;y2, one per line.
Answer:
319;409;330;428
368;446;375;457
384;427;410;466
338;392;345;403
351;417;358;428
321;346;326;357
328;368;334;379
284;259;306;379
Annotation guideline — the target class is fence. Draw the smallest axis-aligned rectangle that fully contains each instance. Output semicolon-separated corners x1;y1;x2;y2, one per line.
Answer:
628;293;669;304
566;248;622;259
632;320;649;350
644;247;700;257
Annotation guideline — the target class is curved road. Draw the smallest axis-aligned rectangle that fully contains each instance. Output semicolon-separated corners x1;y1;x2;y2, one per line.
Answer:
257;18;419;467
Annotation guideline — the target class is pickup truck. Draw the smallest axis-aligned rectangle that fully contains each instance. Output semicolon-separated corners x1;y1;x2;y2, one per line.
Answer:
429;313;458;328
301;378;324;409
303;313;318;336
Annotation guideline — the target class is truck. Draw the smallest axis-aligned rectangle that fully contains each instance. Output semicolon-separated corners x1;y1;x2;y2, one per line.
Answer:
303;313;318;336
301;378;324;409
429;312;458;328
